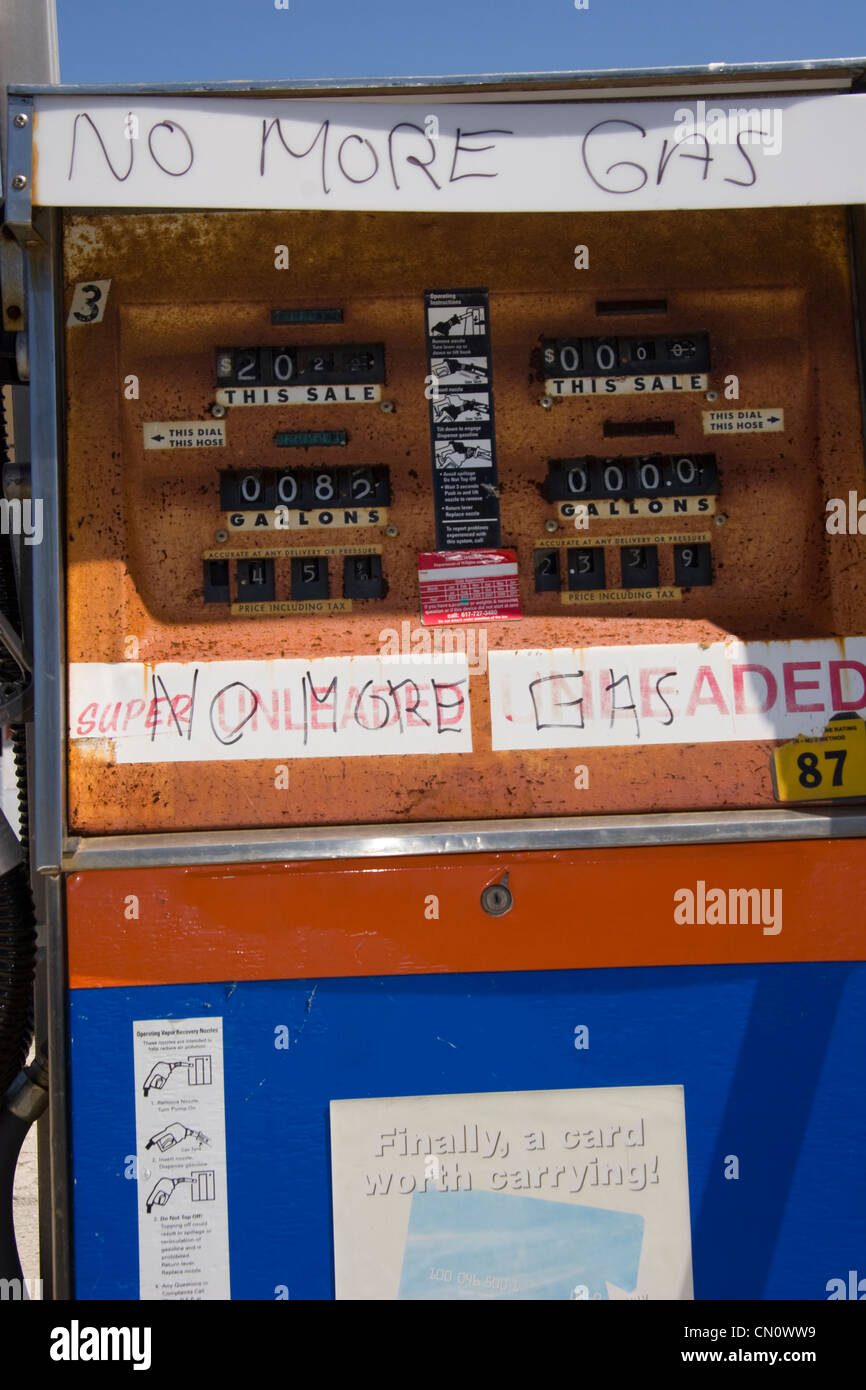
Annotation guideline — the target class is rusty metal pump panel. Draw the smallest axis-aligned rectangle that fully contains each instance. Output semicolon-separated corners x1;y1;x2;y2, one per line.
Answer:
63;205;866;834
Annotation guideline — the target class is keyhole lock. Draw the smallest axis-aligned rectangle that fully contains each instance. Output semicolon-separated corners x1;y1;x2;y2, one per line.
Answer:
481;875;513;916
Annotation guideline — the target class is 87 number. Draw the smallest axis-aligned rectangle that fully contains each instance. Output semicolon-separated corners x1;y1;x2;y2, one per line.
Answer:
797;750;847;789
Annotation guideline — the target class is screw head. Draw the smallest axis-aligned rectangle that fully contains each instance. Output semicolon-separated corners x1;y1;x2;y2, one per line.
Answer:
385;523;399;537
380;400;395;414
11;175;27;191
481;882;513;916
544;518;559;534
714;513;727;527
210;402;227;419
705;390;718;402
215;530;229;543
13;113;28;129
539;396;554;410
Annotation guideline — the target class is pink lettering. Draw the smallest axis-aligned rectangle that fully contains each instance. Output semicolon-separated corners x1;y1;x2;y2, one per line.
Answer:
685;666;729;717
122;698;146;732
732;664;777;715
76;702;99;736
828;660;866;712
783;661;824;714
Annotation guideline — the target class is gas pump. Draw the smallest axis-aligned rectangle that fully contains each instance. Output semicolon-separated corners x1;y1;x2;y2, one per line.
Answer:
4;58;866;1300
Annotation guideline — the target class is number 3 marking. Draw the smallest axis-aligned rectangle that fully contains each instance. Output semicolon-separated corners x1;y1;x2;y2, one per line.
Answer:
74;284;102;322
67;279;111;327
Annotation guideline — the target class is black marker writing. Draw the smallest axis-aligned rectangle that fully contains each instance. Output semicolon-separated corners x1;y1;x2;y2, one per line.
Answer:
260;117;330;193
724;128;760;187
606;670;640;739
67;112;134;182
449;128;514;182
67;111;194;182
337;133;379;185
306;674;338;735
209;681;260;746
655;672;677;727
582;119;648;195
432;679;467;734
354;680;391;731
388;122;440;190
147;120;194;177
529;673;585;731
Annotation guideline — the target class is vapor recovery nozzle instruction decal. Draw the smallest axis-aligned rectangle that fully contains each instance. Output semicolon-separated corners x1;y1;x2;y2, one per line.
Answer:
133;1017;229;1300
425;290;501;550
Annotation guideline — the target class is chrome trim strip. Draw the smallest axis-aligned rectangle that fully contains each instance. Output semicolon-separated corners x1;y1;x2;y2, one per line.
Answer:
63;807;866;872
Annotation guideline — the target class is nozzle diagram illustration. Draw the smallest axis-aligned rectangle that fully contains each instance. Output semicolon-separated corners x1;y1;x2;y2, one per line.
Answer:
146;1123;211;1153
431;357;488;382
432;394;490;423
146;1170;216;1213
429;307;486;337
142;1054;213;1096
435;440;493;470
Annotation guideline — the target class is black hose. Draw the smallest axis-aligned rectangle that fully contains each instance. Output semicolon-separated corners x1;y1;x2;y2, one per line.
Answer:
0;1059;47;1287
0;381;36;1102
0;825;35;1100
0;284;40;1296
0;1102;30;1283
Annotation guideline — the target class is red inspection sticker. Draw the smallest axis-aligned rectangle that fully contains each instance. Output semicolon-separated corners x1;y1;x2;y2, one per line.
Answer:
418;549;522;625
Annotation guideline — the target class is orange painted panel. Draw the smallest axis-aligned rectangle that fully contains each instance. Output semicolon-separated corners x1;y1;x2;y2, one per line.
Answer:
67;839;865;989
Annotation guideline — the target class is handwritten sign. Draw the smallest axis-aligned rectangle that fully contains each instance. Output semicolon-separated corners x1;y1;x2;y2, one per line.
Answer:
32;94;866;212
488;637;866;750
330;1085;692;1301
69;657;472;762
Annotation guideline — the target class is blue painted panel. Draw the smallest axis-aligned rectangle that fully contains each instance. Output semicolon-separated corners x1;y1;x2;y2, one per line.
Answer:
69;962;865;1300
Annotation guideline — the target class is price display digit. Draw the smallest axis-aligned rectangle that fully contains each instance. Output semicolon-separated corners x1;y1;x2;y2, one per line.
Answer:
567;547;605;591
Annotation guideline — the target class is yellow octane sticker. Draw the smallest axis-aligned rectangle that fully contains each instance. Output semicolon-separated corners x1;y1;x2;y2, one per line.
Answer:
772;717;866;802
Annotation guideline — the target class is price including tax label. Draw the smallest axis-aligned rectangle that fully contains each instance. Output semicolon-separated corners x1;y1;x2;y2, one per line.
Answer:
772;717;866;803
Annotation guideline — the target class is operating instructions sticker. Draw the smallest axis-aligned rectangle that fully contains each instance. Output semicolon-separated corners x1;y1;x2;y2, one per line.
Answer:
133;1017;230;1300
424;290;502;550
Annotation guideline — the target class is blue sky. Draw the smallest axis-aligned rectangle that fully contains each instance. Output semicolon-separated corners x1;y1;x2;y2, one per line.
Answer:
56;0;866;86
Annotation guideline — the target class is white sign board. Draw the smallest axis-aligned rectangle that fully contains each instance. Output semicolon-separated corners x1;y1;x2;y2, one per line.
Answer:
488;637;866;750
69;656;472;762
33;93;866;212
330;1085;692;1301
